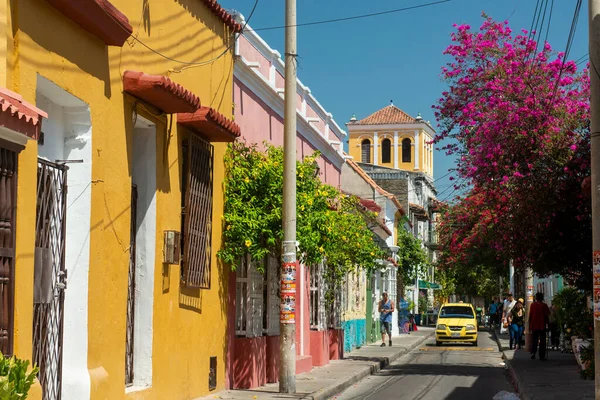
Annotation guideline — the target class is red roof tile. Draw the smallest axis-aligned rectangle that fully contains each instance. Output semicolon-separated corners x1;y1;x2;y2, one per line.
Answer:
351;105;417;125
359;198;381;213
178;106;241;142
123;71;201;114
346;158;405;215
0;88;48;140
44;0;133;46
200;0;242;33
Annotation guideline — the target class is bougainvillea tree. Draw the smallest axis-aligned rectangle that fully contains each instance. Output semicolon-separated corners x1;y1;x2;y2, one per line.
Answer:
218;141;386;293
433;15;591;287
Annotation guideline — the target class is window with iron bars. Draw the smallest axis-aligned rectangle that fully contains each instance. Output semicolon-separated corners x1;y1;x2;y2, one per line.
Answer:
235;255;279;337
309;262;326;330
180;135;214;289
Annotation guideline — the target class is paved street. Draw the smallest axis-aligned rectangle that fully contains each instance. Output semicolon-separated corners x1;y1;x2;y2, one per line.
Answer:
335;330;513;400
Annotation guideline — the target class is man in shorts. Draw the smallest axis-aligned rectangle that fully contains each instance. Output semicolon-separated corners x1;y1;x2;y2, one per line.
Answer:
379;292;395;347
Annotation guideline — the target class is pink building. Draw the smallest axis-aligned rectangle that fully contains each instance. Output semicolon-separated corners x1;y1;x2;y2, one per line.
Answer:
226;13;347;390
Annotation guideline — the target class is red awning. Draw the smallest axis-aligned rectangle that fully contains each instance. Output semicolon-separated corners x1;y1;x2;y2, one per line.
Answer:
359;198;382;213
44;0;132;46
123;71;201;114
178;107;241;142
0;88;47;140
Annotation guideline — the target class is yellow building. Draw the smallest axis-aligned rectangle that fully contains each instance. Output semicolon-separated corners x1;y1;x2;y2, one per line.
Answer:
347;103;434;176
1;0;239;399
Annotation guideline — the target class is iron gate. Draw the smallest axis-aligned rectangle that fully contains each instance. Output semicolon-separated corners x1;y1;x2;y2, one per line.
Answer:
33;159;68;400
125;185;137;386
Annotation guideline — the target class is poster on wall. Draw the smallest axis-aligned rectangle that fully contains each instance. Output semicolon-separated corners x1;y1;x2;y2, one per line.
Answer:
593;251;600;321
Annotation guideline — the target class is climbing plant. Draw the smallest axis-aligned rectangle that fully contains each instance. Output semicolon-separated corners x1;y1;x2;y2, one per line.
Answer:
218;141;385;292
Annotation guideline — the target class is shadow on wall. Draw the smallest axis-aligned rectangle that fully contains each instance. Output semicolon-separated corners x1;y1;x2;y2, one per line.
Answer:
18;0;111;98
232;337;267;389
179;286;202;313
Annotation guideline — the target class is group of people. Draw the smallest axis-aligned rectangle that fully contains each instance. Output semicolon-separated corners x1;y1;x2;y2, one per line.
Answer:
488;292;560;360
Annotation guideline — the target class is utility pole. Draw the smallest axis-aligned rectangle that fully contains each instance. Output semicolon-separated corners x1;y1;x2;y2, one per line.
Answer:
523;267;534;352
588;0;600;395
279;0;297;393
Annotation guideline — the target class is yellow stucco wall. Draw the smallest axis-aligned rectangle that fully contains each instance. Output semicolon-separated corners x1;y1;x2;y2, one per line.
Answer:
8;0;234;398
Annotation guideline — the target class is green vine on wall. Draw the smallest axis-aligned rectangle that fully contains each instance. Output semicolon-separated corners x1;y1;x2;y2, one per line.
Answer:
218;141;386;292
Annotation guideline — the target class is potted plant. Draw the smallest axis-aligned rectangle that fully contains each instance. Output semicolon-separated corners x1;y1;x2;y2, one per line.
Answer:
553;287;593;372
0;353;39;399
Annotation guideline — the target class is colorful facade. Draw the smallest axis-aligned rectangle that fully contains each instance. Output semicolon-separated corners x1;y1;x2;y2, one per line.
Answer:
347;103;434;176
3;1;240;399
228;13;346;390
341;159;404;345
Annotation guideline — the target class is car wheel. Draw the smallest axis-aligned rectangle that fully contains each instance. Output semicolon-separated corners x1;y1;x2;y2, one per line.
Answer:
436;341;441;347
473;340;478;347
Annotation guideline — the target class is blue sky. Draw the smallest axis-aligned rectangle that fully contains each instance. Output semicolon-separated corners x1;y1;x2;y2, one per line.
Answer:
219;0;589;200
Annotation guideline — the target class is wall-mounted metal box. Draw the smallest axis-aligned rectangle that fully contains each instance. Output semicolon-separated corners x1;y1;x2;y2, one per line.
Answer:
163;230;181;264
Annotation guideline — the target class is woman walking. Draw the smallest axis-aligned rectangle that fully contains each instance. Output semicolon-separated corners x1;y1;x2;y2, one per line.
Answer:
509;299;525;350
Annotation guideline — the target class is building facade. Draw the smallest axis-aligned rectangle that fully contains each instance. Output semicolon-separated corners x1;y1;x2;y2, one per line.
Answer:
347;104;440;315
3;1;240;399
228;13;346;389
341;159;404;344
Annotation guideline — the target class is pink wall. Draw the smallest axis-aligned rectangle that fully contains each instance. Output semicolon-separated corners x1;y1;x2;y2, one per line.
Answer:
238;36;272;82
310;330;330;367
233;78;341;188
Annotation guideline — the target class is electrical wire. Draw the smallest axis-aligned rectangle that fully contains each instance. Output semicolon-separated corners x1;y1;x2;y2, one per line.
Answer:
249;0;451;32
548;0;583;105
544;0;555;44
99;0;259;67
575;53;590;66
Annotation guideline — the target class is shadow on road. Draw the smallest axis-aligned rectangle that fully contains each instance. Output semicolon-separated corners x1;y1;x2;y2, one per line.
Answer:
371;362;511;400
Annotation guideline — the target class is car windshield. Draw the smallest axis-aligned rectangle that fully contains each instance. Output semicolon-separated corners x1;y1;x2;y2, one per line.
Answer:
439;306;475;318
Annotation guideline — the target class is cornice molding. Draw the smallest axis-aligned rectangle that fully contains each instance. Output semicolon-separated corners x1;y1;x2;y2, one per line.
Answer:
234;58;344;170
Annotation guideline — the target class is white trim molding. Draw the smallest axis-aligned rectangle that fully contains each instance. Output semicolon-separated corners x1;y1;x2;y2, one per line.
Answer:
234;13;347;140
235;57;344;169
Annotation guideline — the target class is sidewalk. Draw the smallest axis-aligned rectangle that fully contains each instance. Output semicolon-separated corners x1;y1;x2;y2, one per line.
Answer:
198;327;434;400
494;329;594;400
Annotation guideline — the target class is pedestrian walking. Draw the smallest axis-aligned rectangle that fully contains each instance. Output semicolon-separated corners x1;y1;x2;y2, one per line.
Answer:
489;297;499;328
549;301;560;350
509;299;525;350
379;292;394;347
529;292;550;360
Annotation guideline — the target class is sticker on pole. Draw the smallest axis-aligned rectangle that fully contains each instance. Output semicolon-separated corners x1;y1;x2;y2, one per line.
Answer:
594;251;600;320
280;293;296;324
281;262;297;294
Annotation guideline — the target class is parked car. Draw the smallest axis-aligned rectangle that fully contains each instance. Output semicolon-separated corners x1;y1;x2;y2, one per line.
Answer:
435;303;479;346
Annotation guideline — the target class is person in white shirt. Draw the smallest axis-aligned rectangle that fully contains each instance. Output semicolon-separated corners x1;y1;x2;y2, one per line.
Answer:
502;293;517;329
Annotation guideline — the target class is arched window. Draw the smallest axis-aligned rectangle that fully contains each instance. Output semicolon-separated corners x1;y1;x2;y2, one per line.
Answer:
381;138;391;164
402;138;412;163
361;139;371;163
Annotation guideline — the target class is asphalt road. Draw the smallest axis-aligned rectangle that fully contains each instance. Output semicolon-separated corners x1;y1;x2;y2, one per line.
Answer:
335;330;514;400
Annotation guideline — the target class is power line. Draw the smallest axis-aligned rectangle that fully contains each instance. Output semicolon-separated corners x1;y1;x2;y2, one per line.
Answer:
248;0;451;32
544;0;555;44
100;0;259;67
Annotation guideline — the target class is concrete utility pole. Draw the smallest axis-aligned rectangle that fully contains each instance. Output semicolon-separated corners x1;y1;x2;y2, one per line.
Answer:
279;0;297;393
588;0;600;395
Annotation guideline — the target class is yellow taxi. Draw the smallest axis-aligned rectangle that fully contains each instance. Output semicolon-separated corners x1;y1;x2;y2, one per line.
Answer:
435;303;478;346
